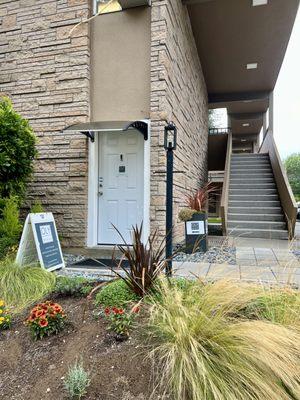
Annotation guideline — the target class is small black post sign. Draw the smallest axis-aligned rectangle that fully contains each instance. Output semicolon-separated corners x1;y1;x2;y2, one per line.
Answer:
16;213;65;271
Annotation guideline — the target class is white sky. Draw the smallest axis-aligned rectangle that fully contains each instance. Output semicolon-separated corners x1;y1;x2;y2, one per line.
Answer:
274;8;300;160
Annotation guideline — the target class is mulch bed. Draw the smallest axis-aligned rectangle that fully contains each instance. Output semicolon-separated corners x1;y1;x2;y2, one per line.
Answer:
0;297;160;400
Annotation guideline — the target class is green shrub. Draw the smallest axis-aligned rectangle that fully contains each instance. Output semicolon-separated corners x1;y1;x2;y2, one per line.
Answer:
0;259;56;312
0;96;37;199
95;279;139;308
64;360;91;399
148;279;300;400
54;276;93;298
0;197;22;258
30;200;44;214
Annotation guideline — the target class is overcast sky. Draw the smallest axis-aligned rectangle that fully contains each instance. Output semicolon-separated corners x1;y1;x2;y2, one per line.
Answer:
274;8;300;160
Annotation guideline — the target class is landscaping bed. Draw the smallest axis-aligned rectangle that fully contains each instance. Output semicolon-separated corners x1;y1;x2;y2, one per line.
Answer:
0;297;155;400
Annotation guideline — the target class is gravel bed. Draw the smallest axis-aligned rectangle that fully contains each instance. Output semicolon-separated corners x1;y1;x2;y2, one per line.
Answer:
63;253;87;267
292;250;300;261
56;268;110;281
173;245;236;265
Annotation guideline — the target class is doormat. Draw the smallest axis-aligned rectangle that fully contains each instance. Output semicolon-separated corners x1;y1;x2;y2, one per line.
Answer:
71;258;130;269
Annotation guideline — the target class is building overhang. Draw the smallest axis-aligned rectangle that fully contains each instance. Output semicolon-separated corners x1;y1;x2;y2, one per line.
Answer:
64;120;149;142
185;0;299;136
118;0;151;8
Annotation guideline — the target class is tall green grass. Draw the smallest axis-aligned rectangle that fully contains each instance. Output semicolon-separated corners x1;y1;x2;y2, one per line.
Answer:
0;258;56;312
148;279;300;400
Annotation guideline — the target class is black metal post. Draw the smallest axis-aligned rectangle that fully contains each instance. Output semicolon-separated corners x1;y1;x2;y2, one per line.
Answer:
166;147;173;276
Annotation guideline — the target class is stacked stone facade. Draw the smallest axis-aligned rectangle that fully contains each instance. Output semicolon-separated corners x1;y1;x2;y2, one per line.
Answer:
0;0;207;248
150;0;208;242
0;0;90;247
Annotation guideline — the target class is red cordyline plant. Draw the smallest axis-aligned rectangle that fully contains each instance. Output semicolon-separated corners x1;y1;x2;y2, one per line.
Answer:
186;182;217;212
112;223;167;297
25;301;66;340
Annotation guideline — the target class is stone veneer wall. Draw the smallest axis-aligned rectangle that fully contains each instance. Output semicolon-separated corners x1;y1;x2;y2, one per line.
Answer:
0;0;90;247
150;0;208;243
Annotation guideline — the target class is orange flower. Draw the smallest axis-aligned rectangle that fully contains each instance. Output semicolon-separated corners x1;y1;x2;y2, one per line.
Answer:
39;318;48;328
36;310;46;317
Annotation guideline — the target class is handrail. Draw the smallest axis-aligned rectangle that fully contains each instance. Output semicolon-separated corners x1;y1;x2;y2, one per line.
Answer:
220;131;232;235
259;130;297;238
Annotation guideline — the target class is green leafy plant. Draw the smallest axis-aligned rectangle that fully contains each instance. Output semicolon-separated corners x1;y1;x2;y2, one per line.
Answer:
95;279;139;308
0;299;11;330
284;153;300;199
64;360;91;399
148;279;300;400
0;96;37;199
25;301;66;340
104;305;140;338
0;259;56;312
30;200;44;213
113;223;166;297
55;276;93;298
0;196;22;258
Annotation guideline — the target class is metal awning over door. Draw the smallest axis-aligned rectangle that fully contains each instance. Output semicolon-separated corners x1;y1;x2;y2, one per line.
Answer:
64;120;149;142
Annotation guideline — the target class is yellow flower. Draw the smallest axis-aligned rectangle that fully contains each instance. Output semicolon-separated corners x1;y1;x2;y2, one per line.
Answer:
0;300;4;307
0;310;3;314
0;317;4;322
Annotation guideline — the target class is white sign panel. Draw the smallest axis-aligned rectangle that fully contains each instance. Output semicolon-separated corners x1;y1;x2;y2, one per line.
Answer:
16;213;65;272
186;220;205;235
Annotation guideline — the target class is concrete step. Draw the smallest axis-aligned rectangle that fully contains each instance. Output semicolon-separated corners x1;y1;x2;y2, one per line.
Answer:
229;194;279;201
230;183;276;189
231;161;271;167
228;220;286;230
230;173;273;179
231;153;268;157
228;228;289;240
231;157;269;162
228;213;284;222
231;168;272;173
229;200;281;207
229;188;278;195
230;177;275;183
228;206;282;215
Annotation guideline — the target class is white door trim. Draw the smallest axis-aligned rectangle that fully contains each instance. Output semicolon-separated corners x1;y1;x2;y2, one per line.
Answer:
87;120;151;247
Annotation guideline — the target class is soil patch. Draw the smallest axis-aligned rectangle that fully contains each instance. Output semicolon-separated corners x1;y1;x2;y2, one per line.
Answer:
0;297;160;400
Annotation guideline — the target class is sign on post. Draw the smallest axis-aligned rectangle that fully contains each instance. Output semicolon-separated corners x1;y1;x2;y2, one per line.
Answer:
16;213;65;272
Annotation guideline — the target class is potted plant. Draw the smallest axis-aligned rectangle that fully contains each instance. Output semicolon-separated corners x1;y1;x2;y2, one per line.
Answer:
178;182;216;254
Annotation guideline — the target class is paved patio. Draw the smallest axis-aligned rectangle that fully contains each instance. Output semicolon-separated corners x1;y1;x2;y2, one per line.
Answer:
174;228;300;286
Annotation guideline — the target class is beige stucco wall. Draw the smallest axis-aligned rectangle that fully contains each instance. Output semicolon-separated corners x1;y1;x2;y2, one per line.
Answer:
150;0;208;243
90;7;151;122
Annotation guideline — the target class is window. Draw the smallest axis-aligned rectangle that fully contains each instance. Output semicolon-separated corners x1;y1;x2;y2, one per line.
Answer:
94;0;122;15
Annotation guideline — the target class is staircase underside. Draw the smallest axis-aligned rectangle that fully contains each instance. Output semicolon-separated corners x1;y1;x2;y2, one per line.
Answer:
227;153;288;240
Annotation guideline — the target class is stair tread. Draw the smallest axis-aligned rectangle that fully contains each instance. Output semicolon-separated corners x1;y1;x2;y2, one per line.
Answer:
230;227;288;232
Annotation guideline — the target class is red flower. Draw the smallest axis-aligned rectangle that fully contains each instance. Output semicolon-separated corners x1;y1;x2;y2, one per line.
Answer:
118;309;124;315
39;318;48;328
132;306;140;314
36;310;46;317
104;307;110;315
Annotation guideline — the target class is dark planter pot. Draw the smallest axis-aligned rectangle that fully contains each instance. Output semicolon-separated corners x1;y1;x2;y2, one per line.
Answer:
184;212;208;254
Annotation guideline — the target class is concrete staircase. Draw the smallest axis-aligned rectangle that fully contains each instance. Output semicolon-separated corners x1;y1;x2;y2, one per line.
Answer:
228;153;288;239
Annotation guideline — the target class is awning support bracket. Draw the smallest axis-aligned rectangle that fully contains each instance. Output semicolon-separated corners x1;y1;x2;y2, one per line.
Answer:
81;131;95;143
124;121;148;140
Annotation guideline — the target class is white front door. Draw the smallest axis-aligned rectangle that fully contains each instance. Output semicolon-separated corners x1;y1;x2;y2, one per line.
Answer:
97;131;144;245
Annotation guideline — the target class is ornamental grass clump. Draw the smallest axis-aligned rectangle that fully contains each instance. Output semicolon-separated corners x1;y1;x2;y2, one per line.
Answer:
25;301;66;340
0;259;56;312
148;279;300;400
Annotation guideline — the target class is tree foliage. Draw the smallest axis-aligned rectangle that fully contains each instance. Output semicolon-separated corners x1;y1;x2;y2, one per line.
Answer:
0;96;37;200
284;153;300;200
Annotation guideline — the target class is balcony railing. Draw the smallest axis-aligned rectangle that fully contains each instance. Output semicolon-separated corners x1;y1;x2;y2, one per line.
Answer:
209;127;232;135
